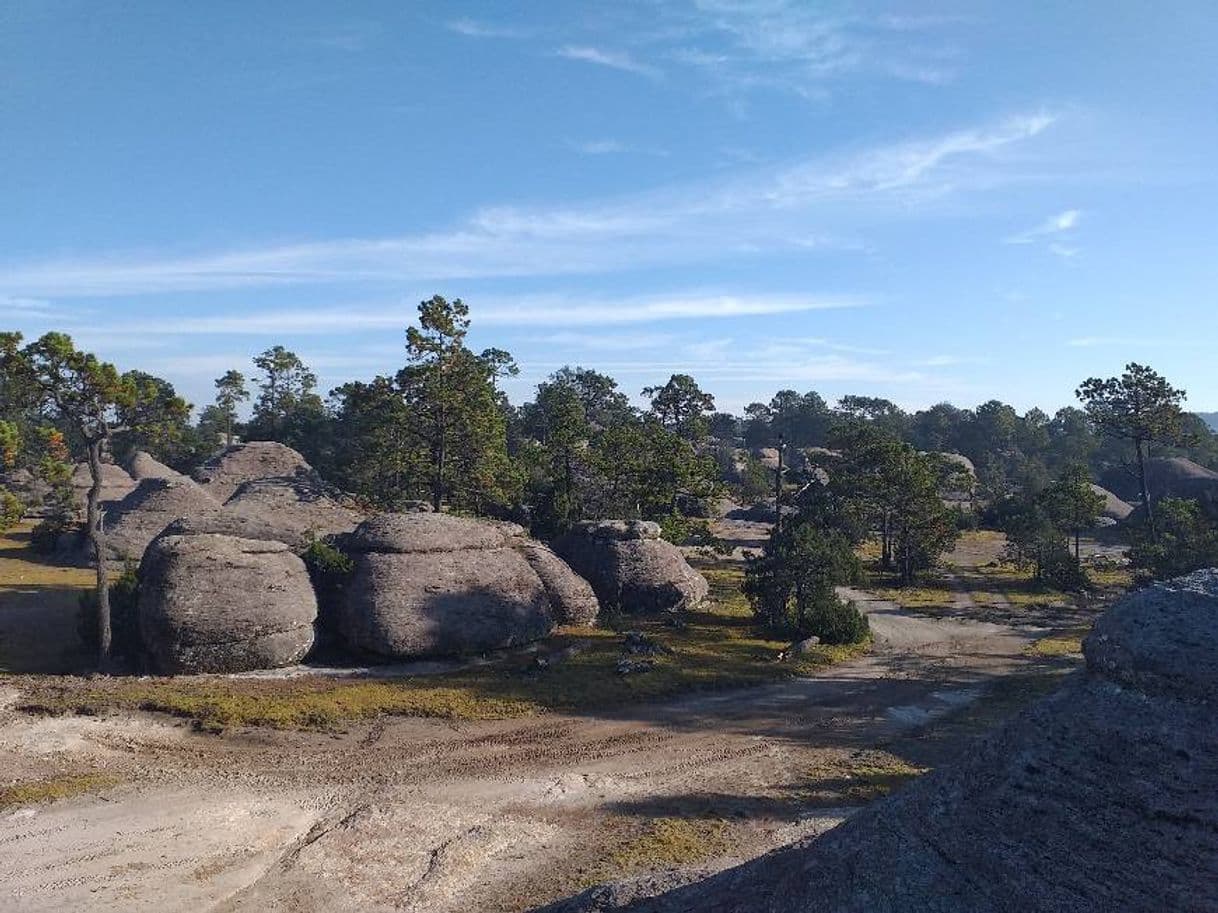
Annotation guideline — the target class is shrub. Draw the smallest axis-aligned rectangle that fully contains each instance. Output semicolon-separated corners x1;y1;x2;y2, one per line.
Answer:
0;488;22;532
78;560;142;669
29;516;72;553
804;595;870;645
301;534;354;630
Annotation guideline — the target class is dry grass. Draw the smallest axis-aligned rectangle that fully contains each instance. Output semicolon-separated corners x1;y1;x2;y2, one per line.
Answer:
581;817;731;886
799;752;927;805
13;560;868;732
0;773;119;810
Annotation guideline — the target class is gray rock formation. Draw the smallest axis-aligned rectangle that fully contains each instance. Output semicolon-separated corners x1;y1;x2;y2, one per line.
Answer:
70;461;137;513
540;569;1218;913
1090;483;1134;522
518;541;601;626
139;532;317;674
337;513;599;658
124;450;187;482
224;477;363;542
192;441;322;503
553;520;708;613
101;477;221;561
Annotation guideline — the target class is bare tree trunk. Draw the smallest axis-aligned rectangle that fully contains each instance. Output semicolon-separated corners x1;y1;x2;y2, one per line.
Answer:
1135;437;1155;541
86;438;112;670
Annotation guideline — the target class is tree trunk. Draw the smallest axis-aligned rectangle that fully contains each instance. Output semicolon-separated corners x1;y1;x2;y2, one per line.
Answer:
1074;529;1081;562
85;438;112;670
1135;437;1155;541
774;441;784;533
432;418;446;513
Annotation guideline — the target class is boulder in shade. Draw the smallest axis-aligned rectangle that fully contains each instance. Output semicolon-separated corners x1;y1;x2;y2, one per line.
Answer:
138;532;317;674
553;520;709;613
518;541;600;626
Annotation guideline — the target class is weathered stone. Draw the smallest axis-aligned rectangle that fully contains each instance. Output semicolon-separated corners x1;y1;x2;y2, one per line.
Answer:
102;477;223;561
1090;483;1134;521
192;441;321;504
70;461;137;513
138;533;317;674
348;511;516;553
224;477;363;543
540;569;1218;913
553;522;708;613
517;541;600;626
341;547;553;659
124;450;187;483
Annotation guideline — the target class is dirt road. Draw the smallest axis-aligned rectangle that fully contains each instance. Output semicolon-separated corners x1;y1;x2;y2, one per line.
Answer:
0;593;1072;913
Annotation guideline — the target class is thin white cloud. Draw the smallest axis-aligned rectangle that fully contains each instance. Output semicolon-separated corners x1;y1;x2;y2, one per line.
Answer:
445;18;528;39
0;113;1058;298
1005;208;1081;244
556;46;662;79
2;295;54;313
568;139;628;155
916;354;990;367
58;293;860;337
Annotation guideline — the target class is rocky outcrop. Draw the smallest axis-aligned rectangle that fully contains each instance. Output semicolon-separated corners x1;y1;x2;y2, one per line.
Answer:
124;450;187;483
541;569;1218;913
70;461;137;513
192;441;321;504
518;541;601;626
139;532;317;674
338;513;564;659
552;521;708;613
224;477;363;543
1090;483;1134;522
101;477;221;561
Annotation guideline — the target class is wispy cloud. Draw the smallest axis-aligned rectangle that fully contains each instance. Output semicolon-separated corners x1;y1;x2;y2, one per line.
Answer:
55;293;859;337
1;295;53;313
556;46;662;79
1005;208;1081;244
567;139;628;155
0;113;1058;298
445;18;528;39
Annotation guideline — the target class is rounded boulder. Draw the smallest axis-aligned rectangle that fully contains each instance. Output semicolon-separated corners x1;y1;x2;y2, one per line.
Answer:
138;533;317;674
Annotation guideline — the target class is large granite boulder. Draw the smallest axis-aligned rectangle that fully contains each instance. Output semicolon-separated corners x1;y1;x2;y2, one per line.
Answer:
192;441;321;503
224;477;363;542
541;570;1218;913
518;541;601;626
138;532;317;674
339;513;559;659
552;521;708;613
101;477;222;561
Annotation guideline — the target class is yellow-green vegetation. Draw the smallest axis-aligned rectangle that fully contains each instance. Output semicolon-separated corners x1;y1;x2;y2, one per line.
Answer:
0;521;97;590
1029;629;1089;657
868;585;956;610
592;817;731;883
0;773;119;810
15;561;869;732
799;753;927;805
1086;564;1133;590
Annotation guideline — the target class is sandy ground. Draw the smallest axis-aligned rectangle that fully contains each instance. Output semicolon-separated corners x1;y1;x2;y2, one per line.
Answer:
0;569;1076;913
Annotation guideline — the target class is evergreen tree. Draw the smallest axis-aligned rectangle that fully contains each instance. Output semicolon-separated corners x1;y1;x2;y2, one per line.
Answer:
213;369;249;446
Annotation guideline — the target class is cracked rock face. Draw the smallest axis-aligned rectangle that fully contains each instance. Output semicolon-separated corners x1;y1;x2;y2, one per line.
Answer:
539;569;1218;913
138;532;317;674
192;441;323;504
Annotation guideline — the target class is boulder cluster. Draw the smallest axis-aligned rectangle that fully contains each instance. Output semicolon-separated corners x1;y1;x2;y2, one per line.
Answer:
76;443;707;675
541;569;1218;913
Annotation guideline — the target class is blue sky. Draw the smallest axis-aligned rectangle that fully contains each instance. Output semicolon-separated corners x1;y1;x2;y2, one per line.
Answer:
2;1;1216;415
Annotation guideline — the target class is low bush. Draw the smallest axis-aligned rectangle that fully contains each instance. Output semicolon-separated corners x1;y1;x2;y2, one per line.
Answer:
301;534;355;630
804;595;871;645
0;488;22;532
29;515;72;553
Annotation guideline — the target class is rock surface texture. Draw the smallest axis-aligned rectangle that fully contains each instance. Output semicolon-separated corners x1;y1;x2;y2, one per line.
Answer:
124;450;188;483
101;477;221;561
539;569;1218;913
552;521;708;614
223;477;363;542
1090;483;1135;521
192;441;322;504
339;513;593;659
139;532;317;674
71;461;137;513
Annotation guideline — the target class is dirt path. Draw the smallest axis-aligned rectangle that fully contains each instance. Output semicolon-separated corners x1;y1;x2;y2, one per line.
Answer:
0;595;1069;913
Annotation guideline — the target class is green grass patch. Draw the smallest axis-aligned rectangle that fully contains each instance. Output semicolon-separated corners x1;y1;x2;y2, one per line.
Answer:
15;562;869;732
0;773;119;810
1028;627;1090;657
